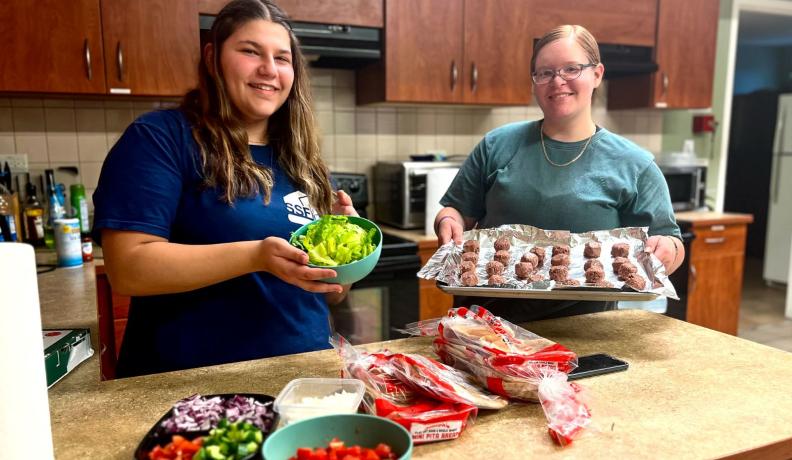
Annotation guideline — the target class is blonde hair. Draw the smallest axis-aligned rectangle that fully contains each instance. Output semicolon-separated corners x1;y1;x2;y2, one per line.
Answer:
531;25;601;72
181;0;333;215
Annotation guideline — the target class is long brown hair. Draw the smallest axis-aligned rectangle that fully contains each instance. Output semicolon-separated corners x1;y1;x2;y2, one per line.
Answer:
181;0;333;214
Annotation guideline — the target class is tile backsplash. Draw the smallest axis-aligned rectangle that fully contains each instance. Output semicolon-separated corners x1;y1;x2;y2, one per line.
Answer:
0;68;663;211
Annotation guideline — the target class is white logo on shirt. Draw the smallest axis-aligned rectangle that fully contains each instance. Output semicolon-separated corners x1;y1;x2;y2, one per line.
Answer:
283;191;319;225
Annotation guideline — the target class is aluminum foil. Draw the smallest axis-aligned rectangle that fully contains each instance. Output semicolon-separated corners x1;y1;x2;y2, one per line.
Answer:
417;224;678;299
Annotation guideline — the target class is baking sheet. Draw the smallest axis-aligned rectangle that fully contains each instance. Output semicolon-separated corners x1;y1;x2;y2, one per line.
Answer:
418;224;678;301
437;282;659;301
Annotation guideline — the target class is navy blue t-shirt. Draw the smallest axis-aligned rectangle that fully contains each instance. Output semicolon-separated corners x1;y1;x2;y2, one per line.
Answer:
92;109;331;377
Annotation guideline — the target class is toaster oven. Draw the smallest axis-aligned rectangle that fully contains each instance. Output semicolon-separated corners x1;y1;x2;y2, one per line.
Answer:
373;161;462;229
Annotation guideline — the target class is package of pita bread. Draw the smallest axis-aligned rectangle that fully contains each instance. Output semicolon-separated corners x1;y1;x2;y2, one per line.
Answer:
330;334;480;443
402;306;578;402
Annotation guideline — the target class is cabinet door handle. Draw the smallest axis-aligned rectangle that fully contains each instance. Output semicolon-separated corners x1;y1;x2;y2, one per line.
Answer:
471;62;478;93
662;72;669;98
83;39;92;81
116;41;125;82
705;237;725;244
450;60;458;91
689;264;697;294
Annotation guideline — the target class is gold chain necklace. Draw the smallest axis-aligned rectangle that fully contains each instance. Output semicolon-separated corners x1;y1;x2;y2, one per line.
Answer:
540;124;595;167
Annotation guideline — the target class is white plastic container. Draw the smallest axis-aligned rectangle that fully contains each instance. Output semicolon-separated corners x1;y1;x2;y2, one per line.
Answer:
274;378;365;426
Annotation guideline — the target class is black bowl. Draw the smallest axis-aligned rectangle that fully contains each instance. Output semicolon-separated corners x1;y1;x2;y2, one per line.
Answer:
133;393;277;460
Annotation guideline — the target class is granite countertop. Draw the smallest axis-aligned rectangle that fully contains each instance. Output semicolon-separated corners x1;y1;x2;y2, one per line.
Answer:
37;248;103;349
48;309;792;459
383;211;756;244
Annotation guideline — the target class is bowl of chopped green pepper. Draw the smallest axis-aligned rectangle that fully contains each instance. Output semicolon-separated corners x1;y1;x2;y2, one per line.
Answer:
290;215;382;285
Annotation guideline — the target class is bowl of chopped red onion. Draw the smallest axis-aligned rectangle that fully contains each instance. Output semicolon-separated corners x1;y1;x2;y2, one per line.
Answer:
134;393;277;460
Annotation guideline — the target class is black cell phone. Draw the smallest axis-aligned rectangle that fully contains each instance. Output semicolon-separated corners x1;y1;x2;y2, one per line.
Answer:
567;353;629;380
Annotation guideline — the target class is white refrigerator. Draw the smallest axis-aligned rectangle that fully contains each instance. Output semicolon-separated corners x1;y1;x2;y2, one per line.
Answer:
763;93;792;285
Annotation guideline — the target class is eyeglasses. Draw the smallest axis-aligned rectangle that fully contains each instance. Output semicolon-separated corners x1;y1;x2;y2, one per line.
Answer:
532;63;597;85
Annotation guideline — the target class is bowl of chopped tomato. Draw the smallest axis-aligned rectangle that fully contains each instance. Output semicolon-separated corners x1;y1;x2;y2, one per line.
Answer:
262;413;412;460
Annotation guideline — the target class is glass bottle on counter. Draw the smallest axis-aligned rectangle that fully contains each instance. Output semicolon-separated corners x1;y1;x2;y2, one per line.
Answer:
23;182;45;247
43;169;65;249
0;184;17;242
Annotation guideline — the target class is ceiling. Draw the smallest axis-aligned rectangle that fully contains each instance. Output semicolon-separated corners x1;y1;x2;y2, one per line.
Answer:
738;10;792;46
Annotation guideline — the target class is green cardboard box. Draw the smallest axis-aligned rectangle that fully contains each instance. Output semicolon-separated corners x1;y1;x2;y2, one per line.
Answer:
43;329;94;388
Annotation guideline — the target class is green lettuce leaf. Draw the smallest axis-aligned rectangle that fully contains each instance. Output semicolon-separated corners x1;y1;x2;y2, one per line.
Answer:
291;215;376;266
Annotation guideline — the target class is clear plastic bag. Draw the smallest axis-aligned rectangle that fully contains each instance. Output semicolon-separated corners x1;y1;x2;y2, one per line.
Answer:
400;306;578;401
329;334;480;444
537;370;593;447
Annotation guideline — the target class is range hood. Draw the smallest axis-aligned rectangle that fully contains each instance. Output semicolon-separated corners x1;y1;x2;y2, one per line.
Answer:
199;15;381;69
599;43;658;78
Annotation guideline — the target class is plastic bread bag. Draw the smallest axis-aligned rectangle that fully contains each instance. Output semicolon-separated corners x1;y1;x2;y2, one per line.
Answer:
330;334;416;405
399;306;578;401
388;352;508;410
374;397;478;444
537;368;594;447
330;334;480;443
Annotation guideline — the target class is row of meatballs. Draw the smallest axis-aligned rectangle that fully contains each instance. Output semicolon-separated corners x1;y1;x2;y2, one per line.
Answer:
458;238;646;291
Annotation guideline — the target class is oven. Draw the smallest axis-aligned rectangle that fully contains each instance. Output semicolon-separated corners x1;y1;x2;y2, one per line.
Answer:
330;172;421;344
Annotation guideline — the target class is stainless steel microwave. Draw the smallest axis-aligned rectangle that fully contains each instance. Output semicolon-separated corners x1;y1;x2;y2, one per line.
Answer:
659;165;707;211
373;161;462;229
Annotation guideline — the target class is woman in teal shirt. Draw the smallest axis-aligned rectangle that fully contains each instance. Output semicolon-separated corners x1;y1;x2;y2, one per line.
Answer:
434;25;685;320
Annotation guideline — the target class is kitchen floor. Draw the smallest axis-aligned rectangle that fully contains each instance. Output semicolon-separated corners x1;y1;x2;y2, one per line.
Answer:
738;258;792;352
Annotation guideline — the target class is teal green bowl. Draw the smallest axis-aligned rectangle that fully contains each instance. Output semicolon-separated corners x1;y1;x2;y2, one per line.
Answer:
263;414;412;460
289;216;382;285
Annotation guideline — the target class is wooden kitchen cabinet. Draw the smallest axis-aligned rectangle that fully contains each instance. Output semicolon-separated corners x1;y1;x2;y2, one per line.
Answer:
0;0;198;96
357;0;534;105
0;0;107;94
608;0;720;109
418;239;454;320
678;213;754;336
101;0;199;96
199;0;384;28
530;0;657;47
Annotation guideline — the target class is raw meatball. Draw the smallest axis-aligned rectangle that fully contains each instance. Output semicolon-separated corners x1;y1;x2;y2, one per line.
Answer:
584;241;601;258
557;278;581;286
585;266;605;283
488;275;507;286
611;242;630;258
494;236;511;252
460;261;476;273
549;265;568;282
463;240;480;254
551;254;570;266
515;262;534;279
494;250;511;265
521;252;539;267
593;280;614;288
461;252;479;264
530;246;546;266
617;262;638;280
460;271;479;287
624;273;646;290
584;259;604;271
528;273;545;283
552;244;570;256
611;257;629;273
486;260;505;276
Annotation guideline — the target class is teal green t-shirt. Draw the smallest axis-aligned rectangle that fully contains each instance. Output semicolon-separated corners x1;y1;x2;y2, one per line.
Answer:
440;120;681;237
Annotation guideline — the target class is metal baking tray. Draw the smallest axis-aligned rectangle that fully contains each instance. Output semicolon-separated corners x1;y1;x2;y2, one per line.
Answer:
437;282;659;302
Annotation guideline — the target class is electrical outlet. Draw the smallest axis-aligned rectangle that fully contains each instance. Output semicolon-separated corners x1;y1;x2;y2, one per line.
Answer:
0;154;29;173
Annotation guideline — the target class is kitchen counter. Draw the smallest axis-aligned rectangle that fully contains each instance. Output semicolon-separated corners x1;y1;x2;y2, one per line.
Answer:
37;249;102;349
382;212;756;244
675;211;754;226
48;309;792;459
